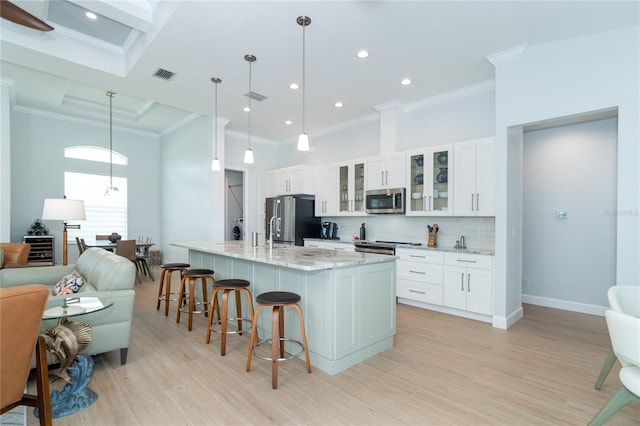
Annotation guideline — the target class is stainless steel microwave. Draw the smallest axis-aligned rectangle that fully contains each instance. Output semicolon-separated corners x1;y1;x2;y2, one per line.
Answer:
365;188;405;214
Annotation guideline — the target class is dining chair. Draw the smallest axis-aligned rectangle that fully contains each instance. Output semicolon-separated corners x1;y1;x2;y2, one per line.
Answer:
0;285;52;426
594;285;640;389
116;239;142;283
588;309;640;425
75;237;87;255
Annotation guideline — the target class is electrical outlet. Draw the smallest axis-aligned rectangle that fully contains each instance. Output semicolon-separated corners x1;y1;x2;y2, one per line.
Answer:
522;276;529;286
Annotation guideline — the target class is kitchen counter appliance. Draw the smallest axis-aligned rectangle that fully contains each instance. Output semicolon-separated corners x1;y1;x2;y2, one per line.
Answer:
365;188;405;214
354;240;421;255
265;195;320;246
321;221;338;239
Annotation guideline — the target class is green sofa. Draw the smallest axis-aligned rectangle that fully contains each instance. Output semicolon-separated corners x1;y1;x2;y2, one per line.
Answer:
0;247;136;364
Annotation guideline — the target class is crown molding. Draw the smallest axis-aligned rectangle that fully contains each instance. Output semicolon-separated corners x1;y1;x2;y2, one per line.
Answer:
486;44;529;66
12;105;159;139
405;80;495;113
226;129;278;147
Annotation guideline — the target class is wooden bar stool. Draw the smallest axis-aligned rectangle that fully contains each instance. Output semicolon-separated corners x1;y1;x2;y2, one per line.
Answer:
246;291;311;389
156;263;190;316
206;279;256;356
176;269;214;331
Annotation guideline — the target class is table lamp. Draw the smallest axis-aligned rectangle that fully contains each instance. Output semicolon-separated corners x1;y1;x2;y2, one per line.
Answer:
42;197;86;266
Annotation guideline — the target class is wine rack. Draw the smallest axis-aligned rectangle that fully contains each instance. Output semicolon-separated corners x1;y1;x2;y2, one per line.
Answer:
23;235;54;265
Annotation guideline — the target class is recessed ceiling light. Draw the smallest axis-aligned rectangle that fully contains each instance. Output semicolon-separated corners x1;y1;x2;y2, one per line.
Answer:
243;106;251;112
285;120;292;125
86;11;97;20
357;50;369;59
289;83;299;90
335;102;343;108
401;78;412;86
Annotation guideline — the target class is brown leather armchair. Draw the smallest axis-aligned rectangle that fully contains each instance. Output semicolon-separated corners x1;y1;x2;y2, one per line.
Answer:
0;284;52;425
0;243;31;268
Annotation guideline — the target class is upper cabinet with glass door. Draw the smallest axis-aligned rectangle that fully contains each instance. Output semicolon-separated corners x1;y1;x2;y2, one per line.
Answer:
338;161;366;216
406;145;453;216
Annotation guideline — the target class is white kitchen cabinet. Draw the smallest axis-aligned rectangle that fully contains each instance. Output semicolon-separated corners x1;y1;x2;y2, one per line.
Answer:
314;164;338;216
338;161;366;216
304;239;355;252
366;154;405;190
443;252;492;315
395;248;444;305
276;165;315;195
453;137;495;216
406;145;453;216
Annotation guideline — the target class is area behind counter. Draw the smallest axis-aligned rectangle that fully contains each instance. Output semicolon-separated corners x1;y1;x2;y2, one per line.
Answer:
171;241;396;375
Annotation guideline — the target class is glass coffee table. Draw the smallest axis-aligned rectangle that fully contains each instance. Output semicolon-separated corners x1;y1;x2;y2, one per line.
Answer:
39;296;113;419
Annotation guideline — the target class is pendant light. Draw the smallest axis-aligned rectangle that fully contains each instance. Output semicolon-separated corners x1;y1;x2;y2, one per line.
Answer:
105;91;119;196
297;16;311;151
210;77;222;171
243;54;256;164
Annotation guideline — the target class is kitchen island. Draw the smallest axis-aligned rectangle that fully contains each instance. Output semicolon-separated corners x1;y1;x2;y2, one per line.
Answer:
171;241;396;375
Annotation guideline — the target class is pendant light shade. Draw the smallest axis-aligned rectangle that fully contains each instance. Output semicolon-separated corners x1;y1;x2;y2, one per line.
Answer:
297;16;311;151
244;54;256;164
210;77;222;171
105;91;119;196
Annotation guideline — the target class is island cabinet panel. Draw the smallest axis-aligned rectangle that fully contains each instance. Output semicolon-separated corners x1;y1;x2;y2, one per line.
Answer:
181;242;396;375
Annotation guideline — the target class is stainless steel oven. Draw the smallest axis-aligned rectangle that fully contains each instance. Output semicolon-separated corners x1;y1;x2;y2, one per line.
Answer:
365;188;405;214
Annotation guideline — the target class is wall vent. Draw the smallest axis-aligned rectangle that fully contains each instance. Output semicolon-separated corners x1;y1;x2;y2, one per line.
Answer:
244;91;268;101
153;68;176;81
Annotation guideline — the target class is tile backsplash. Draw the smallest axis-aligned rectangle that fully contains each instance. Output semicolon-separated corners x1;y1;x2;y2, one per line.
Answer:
322;216;495;250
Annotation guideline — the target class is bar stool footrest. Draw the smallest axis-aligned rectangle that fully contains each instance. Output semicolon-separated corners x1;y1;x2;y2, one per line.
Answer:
252;338;305;362
209;317;252;335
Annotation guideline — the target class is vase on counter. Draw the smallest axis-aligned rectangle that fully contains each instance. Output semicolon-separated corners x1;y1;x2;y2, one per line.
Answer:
108;232;122;243
436;167;448;183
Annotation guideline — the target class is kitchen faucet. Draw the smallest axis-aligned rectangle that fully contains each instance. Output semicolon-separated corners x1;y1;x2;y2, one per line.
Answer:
268;215;277;249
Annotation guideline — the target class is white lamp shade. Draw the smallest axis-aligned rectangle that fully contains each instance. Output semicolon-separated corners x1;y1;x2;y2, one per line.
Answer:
211;157;221;171
297;133;309;151
42;199;86;221
243;148;254;164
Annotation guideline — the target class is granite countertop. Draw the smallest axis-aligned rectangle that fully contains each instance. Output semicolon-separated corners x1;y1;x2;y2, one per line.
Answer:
171;241;396;271
304;238;494;256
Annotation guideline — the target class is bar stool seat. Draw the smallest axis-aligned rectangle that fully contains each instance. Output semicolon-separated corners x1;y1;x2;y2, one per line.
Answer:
157;263;190;316
206;279;256;356
246;291;311;389
176;269;214;331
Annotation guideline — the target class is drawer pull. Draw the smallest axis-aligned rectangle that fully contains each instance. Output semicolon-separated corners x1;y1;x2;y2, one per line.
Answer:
409;289;426;295
456;259;477;263
409;270;426;275
409;255;426;259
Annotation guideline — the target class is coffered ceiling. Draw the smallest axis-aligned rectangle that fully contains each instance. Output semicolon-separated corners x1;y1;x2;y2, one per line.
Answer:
1;1;637;141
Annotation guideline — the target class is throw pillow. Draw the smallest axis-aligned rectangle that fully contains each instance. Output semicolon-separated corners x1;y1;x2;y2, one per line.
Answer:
52;272;85;296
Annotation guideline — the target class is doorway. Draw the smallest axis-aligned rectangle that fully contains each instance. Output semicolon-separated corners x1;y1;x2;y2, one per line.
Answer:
522;116;617;310
225;170;244;241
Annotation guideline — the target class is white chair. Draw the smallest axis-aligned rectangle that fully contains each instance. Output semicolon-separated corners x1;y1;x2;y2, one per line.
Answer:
594;285;640;389
588;309;640;425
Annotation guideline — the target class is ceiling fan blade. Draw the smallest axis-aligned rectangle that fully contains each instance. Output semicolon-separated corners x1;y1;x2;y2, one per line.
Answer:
0;0;54;31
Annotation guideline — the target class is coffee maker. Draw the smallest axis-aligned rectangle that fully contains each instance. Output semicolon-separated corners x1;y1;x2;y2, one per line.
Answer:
321;222;338;239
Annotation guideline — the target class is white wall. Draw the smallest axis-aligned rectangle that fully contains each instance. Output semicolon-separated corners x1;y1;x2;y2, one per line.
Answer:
494;27;639;328
9;108;161;264
522;117;617;309
0;81;11;241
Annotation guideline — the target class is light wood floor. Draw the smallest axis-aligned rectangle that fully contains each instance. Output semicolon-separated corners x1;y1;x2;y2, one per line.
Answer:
27;267;639;425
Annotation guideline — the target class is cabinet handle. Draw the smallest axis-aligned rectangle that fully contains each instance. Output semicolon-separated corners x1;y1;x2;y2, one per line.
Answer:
409;270;426;275
409;289;426;295
471;194;474;211
476;193;480;211
456;259;477;263
467;273;471;292
381;171;384;185
409;254;426;259
460;273;465;291
324;200;327;213
428;195;432;212
423;195;427;212
385;171;389;185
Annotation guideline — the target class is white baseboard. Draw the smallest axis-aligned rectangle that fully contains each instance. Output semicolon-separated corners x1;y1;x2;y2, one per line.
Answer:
522;294;606;316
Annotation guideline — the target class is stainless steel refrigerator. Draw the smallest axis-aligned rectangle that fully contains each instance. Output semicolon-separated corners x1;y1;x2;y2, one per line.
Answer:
265;195;320;246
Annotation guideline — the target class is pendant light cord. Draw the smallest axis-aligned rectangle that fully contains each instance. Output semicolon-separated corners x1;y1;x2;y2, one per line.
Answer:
248;59;252;149
302;20;306;134
108;92;114;187
214;81;218;157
